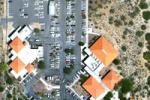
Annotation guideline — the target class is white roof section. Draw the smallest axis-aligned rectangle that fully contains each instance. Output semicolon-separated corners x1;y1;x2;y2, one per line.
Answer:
85;56;101;71
83;48;105;76
18;44;38;65
18;26;32;40
49;1;55;16
8;26;32;41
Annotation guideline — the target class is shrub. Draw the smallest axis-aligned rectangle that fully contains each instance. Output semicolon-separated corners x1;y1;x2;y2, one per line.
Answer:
121;46;126;51
114;19;122;27
136;31;144;37
141;25;146;30
109;8;115;13
129;7;140;18
120;15;126;21
138;42;143;47
128;20;134;26
108;16;113;24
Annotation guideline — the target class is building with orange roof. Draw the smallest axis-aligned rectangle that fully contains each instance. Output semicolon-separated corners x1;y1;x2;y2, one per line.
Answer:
82;76;105;99
81;36;122;100
8;25;44;79
90;36;119;66
9;57;25;73
9;37;25;53
25;64;34;73
102;69;123;90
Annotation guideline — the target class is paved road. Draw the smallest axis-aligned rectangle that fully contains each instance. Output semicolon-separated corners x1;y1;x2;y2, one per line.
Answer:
58;0;67;99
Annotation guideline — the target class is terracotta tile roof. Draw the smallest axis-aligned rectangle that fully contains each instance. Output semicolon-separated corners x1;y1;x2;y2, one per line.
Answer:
102;70;122;90
82;76;105;99
9;37;25;53
9;57;26;73
25;64;34;73
90;36;119;66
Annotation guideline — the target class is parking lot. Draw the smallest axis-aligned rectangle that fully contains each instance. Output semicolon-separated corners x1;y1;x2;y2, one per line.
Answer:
8;0;87;100
9;0;48;26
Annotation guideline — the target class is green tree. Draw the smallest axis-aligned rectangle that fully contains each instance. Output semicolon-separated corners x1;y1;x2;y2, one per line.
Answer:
145;33;150;42
38;61;45;69
7;93;12;98
143;51;150;61
78;41;85;46
139;0;148;9
0;85;4;92
5;72;14;85
118;79;134;94
143;11;150;20
79;75;89;84
64;48;74;54
63;67;71;74
113;59;121;65
51;91;56;96
63;65;74;75
0;63;8;73
34;28;40;33
6;77;13;85
104;92;113;100
147;76;150;86
145;63;150;71
118;92;126;100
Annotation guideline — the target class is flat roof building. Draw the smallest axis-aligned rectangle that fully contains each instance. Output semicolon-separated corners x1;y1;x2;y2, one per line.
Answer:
48;1;55;16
